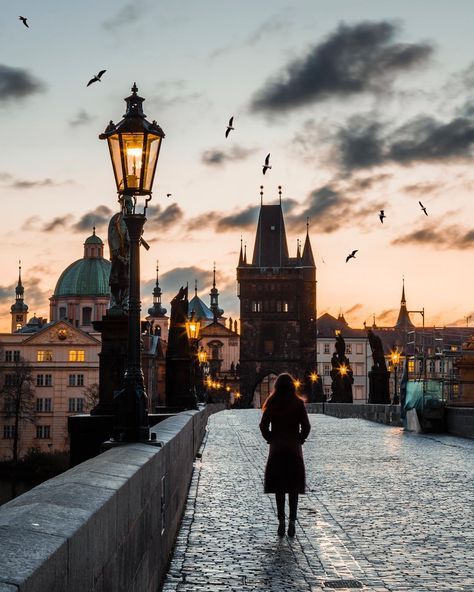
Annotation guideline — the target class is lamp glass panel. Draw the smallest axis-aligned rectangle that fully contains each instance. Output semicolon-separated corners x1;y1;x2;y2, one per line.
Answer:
143;134;161;192
122;133;145;190
108;135;124;192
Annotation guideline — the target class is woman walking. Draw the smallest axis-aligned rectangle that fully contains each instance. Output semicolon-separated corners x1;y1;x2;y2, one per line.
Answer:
259;373;311;537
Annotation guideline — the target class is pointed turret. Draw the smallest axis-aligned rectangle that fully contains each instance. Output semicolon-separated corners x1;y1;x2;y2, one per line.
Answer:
148;262;167;317
11;261;28;332
252;187;290;268
238;238;244;267
302;218;316;267
395;278;414;330
296;238;302;265
209;262;224;322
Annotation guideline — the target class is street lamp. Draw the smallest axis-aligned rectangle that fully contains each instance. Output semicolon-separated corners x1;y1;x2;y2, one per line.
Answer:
310;371;319;402
185;311;202;406
390;350;400;405
99;83;165;443
339;364;348;376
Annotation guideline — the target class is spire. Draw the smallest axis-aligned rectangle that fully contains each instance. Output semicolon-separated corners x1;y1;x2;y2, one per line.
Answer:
244;242;247;264
209;262;224;321
296;238;302;264
148;261;167;317
238;237;244;267
11;260;28;331
278;185;282;205
395;277;414;329
302;217;316;267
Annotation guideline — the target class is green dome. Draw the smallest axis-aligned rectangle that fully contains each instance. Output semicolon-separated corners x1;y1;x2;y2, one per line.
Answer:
54;258;111;297
85;234;103;245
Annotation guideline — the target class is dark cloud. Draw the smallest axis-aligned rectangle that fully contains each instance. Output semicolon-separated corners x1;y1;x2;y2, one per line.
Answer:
146;203;184;231
201;146;256;167
246;15;290;46
216;205;260;232
69;109;95;127
391;223;474;249
0;276;49;312
72;205;113;233
251;21;433;113
377;309;397;322
0;64;45;103
8;178;72;190
345;304;363;315
334;114;474;172
42;215;74;232
102;1;148;31
143;266;213;298
0;283;14;301
286;184;384;234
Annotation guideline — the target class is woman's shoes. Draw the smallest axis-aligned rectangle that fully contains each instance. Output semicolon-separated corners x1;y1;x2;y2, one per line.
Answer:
287;520;296;537
277;519;285;537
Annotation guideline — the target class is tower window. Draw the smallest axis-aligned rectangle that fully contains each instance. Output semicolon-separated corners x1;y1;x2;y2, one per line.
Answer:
59;307;67;320
251;301;262;313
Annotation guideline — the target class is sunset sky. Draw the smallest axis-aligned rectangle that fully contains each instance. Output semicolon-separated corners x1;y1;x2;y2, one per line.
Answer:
2;0;474;332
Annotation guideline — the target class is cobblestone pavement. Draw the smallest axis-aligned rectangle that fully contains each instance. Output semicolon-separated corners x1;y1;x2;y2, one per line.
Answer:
161;410;474;592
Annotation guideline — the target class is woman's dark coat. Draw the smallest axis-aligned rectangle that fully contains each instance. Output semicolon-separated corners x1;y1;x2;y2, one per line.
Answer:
259;397;311;494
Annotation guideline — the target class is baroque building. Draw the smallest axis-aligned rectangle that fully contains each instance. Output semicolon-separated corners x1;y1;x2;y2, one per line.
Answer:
237;189;317;407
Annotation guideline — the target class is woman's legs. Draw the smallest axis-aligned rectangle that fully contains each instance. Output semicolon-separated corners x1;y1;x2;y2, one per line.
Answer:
289;493;298;521
275;492;285;520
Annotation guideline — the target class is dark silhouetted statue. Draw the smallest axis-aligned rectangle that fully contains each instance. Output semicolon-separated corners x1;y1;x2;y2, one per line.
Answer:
108;201;131;312
367;329;390;404
330;333;354;403
165;286;197;410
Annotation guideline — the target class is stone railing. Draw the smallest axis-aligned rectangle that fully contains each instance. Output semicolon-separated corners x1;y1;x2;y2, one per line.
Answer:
0;404;224;592
307;402;402;426
446;406;474;439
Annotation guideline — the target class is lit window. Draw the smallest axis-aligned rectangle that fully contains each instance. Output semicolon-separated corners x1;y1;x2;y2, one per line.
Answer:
36;425;51;439
283;302;289;313
408;360;415;373
37;350;53;362
69;350;85;362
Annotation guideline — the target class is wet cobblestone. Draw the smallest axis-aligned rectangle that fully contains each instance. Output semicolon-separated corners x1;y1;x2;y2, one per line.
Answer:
161;410;474;592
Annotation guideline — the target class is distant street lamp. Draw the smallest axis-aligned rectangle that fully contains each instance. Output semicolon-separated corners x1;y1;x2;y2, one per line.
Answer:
185;311;201;406
310;371;319;401
390;350;401;405
99;83;165;442
338;364;348;376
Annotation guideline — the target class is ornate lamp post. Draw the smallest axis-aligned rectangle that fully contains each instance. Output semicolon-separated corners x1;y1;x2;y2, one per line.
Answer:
185;311;201;408
310;371;319;401
390;350;400;405
99;83;165;442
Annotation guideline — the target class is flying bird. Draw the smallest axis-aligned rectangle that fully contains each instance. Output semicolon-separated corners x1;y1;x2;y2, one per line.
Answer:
166;193;172;198
419;201;428;216
19;16;29;28
225;116;234;138
262;153;272;175
345;250;358;263
87;70;106;87
379;210;386;224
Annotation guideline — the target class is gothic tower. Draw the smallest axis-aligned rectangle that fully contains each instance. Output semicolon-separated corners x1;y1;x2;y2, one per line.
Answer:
209;262;224;322
11;261;28;332
146;262;169;341
237;187;317;406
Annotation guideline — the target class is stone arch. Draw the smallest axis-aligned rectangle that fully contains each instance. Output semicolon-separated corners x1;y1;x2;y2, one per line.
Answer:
251;370;278;408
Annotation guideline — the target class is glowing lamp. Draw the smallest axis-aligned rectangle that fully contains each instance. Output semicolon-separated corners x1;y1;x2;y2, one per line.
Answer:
339;364;348;376
294;379;301;389
99;83;165;197
185;311;201;341
310;372;319;382
197;347;208;364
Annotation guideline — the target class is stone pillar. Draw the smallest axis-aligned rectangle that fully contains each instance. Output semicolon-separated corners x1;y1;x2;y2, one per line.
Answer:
368;369;391;404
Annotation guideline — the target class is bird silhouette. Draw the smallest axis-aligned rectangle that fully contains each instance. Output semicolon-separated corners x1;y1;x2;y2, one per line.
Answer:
225;116;234;138
262;153;272;175
345;250;358;263
166;193;172;198
419;201;428;216
19;16;29;28
379;210;386;224
87;70;106;87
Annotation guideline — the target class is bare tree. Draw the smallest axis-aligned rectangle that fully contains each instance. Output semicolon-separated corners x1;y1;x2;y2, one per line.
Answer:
0;356;36;463
83;382;99;412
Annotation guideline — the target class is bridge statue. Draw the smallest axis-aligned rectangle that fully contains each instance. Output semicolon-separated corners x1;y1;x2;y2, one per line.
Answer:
330;333;354;403
367;329;390;404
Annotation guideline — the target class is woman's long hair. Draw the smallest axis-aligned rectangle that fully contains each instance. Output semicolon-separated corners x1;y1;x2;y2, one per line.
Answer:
262;373;304;412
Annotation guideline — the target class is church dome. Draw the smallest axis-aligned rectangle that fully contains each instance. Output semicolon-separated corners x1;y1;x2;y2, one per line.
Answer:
84;233;103;245
54;258;111;297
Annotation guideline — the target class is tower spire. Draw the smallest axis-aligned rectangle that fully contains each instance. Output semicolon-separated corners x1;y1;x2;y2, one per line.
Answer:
238;237;244;267
302;218;316;267
278;185;282;205
260;185;264;206
395;277;414;330
11;260;28;332
148;260;167;317
209;262;223;322
195;279;198;297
